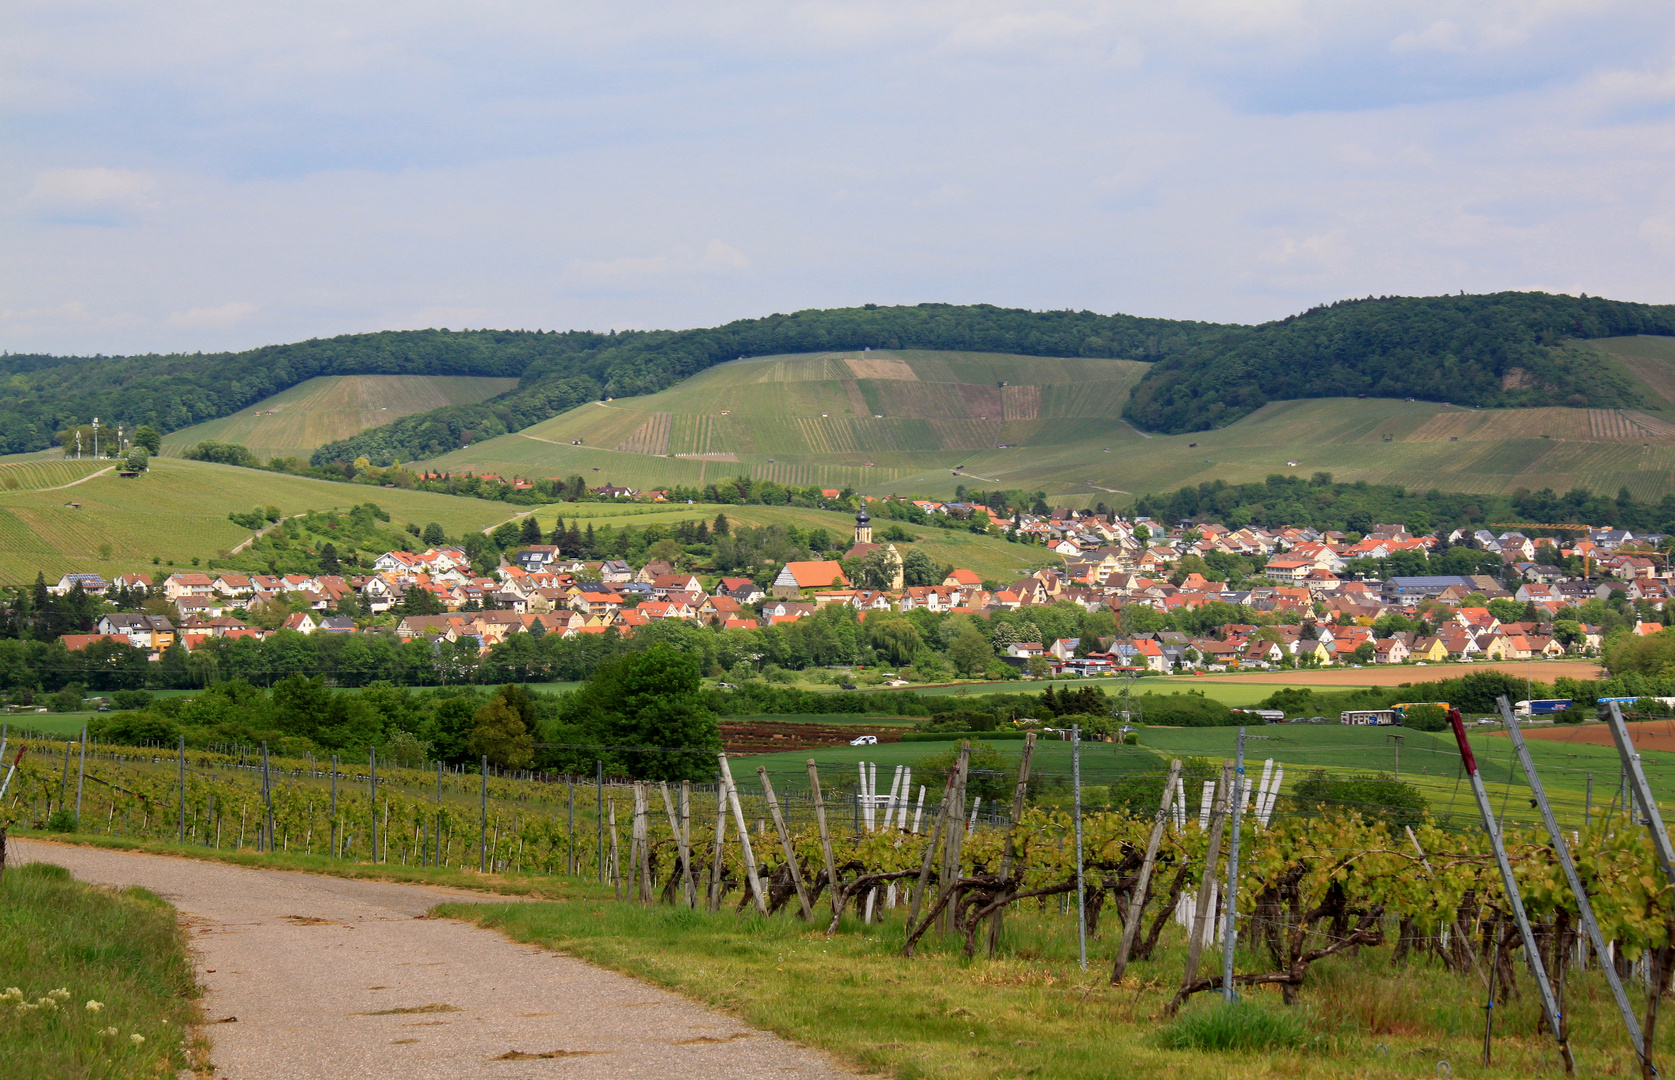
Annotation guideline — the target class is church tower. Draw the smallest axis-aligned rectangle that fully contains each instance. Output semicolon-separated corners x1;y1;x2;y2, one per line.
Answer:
854;507;872;545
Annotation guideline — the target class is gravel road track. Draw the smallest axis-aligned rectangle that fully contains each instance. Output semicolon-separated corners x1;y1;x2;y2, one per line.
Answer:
14;840;854;1080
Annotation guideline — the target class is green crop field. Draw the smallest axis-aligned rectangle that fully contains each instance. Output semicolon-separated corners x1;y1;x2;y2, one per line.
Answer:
0;457;536;585
743;720;1675;831
410;348;1675;503
159;374;518;462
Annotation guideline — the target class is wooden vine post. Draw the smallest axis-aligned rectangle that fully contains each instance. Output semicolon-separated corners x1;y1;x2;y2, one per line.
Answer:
1112;758;1183;983
1173;760;1233;1010
807;759;842;923
717;753;768;915
608;800;621;900
907;765;960;937
708;778;729;912
759;767;813;919
939;742;971;935
659;781;696;907
987;732;1037;956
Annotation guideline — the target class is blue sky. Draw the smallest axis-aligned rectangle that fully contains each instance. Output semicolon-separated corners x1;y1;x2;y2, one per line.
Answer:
5;1;1675;353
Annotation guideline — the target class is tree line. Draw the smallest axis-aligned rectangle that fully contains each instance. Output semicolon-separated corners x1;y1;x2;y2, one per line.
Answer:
1124;291;1675;433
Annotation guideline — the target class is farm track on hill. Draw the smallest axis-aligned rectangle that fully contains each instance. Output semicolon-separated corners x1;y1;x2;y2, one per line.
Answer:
14;840;854;1080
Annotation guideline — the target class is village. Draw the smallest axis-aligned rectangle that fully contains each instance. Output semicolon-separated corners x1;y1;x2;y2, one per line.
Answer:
38;498;1672;681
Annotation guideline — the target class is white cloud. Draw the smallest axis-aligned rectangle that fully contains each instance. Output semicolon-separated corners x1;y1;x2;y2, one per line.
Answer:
28;168;158;222
166;301;257;328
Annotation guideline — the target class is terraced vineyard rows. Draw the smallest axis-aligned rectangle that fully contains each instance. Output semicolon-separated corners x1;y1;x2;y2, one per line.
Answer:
0;459;111;492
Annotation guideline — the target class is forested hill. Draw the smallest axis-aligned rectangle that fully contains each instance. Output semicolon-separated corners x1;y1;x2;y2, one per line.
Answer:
7;292;1675;460
0;330;605;456
0;305;1207;458
1123;292;1675;434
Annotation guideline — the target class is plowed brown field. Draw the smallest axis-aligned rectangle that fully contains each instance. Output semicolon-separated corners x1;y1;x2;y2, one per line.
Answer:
1508;717;1675;753
719;719;905;754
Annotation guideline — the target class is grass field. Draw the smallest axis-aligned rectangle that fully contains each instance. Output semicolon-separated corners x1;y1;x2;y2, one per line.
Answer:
409;346;1675;502
0;861;201;1078
744;719;1666;833
159;374;517;463
0;457;536;585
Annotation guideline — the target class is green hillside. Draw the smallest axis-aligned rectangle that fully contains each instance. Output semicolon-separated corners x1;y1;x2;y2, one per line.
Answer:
0;457;528;586
419;348;1675;502
159;374;517;462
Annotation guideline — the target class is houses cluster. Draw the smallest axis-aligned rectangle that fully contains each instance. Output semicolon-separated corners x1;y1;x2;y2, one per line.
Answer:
44;510;1673;669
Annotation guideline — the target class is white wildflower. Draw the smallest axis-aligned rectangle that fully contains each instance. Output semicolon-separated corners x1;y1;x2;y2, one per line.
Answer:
86;1000;104;1012
48;988;70;1001
1;987;22;1004
130;1033;145;1045
101;1026;119;1037
37;996;59;1011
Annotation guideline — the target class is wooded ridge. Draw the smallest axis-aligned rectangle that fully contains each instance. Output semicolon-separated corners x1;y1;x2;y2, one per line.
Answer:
5;291;1673;460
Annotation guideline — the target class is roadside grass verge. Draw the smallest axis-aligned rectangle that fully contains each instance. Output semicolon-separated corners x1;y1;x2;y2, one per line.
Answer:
11;830;575;899
437;896;1640;1080
0;860;200;1078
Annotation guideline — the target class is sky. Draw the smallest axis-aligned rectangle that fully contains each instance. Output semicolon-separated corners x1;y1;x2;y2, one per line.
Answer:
5;1;1675;355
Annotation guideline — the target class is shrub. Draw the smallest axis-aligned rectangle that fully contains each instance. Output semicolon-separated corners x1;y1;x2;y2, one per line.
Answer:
1289;770;1427;831
914;710;997;733
112;689;153;711
46;808;79;833
1108;756;1221;815
1401;704;1448;732
1132;692;1238;727
911;741;1016;804
1159;1000;1310;1052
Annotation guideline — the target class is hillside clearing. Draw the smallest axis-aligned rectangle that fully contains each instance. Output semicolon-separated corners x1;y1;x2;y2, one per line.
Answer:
160;374;517;463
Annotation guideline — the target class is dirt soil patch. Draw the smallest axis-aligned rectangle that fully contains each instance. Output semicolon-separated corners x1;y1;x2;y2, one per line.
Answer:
720;719;903;753
1502;717;1675;753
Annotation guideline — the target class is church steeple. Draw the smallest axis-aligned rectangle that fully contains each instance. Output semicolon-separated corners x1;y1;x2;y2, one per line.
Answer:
854;506;872;545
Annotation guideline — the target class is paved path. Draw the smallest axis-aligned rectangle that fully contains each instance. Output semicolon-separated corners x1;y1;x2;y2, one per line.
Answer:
15;841;853;1080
